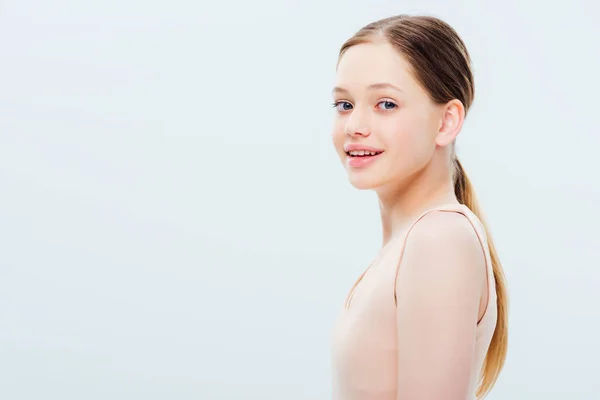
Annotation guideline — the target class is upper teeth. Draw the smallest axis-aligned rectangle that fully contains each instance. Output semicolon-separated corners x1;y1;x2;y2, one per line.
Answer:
349;150;379;156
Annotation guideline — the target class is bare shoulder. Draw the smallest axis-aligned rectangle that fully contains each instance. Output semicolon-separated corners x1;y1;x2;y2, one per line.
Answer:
394;210;489;399
398;210;486;289
410;210;480;249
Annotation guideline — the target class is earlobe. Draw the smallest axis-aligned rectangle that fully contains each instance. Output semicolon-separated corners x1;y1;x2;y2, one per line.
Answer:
435;100;465;147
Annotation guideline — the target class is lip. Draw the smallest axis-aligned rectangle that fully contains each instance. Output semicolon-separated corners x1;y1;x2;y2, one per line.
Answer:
343;143;385;153
346;151;384;168
343;143;385;169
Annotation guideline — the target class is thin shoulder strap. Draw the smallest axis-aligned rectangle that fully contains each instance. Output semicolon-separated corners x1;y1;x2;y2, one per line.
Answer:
392;204;494;320
344;260;374;309
344;231;402;309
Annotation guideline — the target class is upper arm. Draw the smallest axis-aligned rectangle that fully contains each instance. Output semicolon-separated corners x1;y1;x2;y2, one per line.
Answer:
395;211;486;400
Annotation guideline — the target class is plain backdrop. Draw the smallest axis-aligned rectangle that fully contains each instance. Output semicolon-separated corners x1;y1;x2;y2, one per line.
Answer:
1;0;599;399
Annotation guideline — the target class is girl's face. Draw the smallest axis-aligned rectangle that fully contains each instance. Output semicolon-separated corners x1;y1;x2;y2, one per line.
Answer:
331;42;446;191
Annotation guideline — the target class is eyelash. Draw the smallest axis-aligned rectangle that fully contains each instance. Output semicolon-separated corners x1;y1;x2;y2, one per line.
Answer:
331;100;398;112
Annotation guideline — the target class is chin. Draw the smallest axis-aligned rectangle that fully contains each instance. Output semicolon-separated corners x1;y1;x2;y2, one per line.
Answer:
347;173;383;190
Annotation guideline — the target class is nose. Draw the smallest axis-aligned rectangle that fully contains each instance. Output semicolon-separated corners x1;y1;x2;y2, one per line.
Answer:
344;110;371;137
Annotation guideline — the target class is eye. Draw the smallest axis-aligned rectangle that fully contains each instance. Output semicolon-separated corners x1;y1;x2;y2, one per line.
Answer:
332;101;353;112
377;100;397;111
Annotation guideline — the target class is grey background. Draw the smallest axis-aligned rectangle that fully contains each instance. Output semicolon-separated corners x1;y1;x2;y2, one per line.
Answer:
0;0;599;399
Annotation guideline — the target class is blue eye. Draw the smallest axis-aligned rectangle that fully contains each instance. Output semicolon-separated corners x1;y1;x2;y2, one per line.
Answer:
333;101;353;112
377;101;397;110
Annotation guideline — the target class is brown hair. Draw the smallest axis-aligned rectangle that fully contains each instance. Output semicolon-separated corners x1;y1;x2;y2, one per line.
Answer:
338;15;508;398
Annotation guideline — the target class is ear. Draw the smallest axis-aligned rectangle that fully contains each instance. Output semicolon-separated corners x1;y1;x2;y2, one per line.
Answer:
435;99;465;147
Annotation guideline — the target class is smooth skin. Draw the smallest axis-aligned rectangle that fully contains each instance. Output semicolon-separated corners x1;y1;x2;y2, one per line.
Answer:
331;41;488;399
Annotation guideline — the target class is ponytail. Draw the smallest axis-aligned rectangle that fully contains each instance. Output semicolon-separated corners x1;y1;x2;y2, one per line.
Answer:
453;157;509;399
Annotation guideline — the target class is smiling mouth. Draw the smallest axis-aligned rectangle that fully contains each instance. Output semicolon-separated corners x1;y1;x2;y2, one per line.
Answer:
346;150;384;157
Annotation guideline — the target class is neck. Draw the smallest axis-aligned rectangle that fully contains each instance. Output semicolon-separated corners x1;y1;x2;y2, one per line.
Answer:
376;163;458;247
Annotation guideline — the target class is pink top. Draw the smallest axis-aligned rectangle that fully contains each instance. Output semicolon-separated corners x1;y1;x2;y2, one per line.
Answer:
331;203;497;399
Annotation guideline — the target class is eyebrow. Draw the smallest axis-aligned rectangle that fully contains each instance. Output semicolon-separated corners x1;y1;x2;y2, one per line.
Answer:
332;82;404;95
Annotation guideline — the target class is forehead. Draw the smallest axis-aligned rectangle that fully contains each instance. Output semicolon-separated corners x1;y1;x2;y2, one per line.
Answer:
335;42;415;92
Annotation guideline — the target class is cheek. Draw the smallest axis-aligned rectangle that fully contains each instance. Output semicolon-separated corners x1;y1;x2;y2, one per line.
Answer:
331;119;346;152
381;116;434;168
